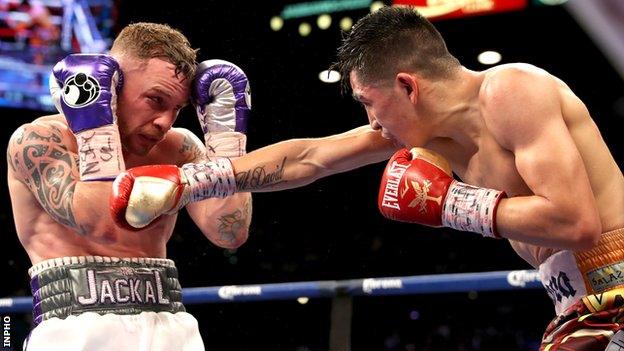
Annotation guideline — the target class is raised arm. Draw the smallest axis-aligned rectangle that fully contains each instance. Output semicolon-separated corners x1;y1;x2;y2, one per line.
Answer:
485;68;602;249
7;120;110;236
110;125;396;231
177;129;252;249
232;125;397;191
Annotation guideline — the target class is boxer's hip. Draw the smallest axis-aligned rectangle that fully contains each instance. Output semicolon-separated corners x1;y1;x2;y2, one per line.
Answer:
25;256;203;350
24;310;204;351
28;256;186;325
539;228;624;315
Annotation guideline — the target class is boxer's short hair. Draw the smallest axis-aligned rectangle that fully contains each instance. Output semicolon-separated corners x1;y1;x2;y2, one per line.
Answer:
111;22;198;81
333;6;460;92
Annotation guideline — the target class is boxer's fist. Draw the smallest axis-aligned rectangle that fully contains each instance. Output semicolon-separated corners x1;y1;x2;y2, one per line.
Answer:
111;165;188;230
111;159;237;229
192;59;251;158
378;148;453;227
50;54;122;132
378;148;506;238
49;54;125;180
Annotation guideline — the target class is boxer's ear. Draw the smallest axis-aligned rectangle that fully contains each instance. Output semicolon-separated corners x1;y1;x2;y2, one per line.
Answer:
396;73;418;105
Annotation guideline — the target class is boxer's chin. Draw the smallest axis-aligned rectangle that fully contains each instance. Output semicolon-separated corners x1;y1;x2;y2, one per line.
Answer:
122;135;153;156
382;133;404;148
392;139;404;148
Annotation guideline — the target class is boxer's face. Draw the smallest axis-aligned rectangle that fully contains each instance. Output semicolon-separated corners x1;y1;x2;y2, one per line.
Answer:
350;71;418;148
116;57;190;156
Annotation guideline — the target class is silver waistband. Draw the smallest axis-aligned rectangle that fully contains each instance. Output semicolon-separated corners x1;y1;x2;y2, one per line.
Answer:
29;256;184;326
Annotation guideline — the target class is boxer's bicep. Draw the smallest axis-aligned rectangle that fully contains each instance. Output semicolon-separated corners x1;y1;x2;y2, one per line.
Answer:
489;73;594;211
485;71;600;243
503;112;600;243
512;118;591;209
7;122;86;234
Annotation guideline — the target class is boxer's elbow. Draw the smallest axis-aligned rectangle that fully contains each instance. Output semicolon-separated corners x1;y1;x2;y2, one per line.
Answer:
218;228;249;249
567;215;602;250
201;224;249;249
194;195;252;249
551;208;602;250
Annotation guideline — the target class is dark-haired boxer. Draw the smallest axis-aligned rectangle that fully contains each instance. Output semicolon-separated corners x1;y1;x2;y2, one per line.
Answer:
7;22;252;350
111;7;624;350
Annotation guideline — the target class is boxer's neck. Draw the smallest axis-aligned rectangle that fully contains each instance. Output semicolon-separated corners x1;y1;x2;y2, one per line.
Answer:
419;67;485;151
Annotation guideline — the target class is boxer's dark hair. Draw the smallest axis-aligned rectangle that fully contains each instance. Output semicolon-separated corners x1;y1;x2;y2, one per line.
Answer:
332;6;460;93
111;22;198;81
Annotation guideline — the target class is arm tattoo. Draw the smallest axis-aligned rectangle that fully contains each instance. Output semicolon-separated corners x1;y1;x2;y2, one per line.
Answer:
7;148;16;173
235;157;287;190
179;134;206;162
10;126;86;235
216;199;252;245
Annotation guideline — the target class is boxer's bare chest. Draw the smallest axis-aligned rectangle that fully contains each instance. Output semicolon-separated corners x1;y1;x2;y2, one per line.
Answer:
25;205;177;263
466;139;551;261
18;136;185;264
430;132;547;266
431;133;532;198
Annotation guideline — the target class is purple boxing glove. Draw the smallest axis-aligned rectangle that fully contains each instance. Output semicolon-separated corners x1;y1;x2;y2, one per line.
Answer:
49;54;125;181
192;59;251;158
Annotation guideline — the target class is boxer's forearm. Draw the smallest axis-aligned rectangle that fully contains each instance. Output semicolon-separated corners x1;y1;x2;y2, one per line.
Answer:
73;181;118;233
231;126;396;192
495;195;601;250
231;140;317;192
232;139;340;191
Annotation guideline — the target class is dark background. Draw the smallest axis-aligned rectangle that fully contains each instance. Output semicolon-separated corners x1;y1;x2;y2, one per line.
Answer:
2;1;623;350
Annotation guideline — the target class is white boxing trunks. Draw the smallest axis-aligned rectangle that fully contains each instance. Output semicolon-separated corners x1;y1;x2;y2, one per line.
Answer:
23;256;204;351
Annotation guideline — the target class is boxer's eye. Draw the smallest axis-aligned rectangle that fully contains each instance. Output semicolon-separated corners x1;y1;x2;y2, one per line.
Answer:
148;96;164;107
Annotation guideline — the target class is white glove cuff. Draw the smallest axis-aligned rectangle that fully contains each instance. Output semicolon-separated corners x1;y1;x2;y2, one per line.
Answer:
75;124;125;181
204;131;247;158
441;180;505;238
181;158;236;202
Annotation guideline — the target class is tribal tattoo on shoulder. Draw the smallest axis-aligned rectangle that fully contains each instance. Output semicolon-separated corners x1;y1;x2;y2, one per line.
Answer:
216;199;252;245
8;125;86;235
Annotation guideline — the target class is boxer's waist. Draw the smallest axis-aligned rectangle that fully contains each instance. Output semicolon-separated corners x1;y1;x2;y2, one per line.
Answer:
29;256;185;326
539;228;624;315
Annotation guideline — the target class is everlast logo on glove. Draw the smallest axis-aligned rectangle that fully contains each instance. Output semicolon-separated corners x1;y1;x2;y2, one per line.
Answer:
380;161;409;210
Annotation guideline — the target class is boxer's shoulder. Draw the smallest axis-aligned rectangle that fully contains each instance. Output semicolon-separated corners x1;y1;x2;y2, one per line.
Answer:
481;63;555;101
152;127;206;165
23;114;68;129
479;64;560;137
8;115;76;182
484;62;549;78
10;114;73;147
